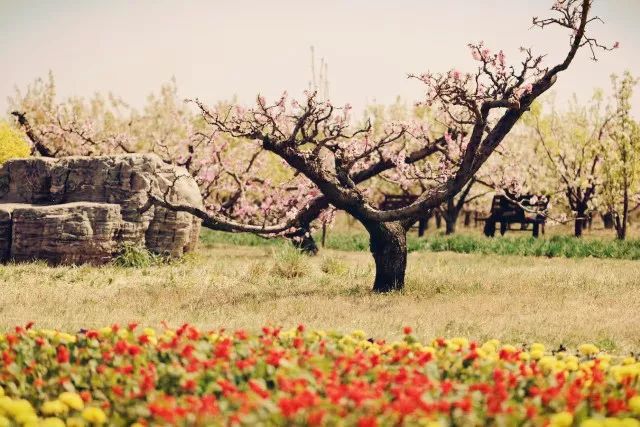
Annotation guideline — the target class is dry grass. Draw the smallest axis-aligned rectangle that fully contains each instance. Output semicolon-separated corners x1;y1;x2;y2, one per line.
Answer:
1;244;639;352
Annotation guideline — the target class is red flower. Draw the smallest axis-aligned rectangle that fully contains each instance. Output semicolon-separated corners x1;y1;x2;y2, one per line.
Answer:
307;410;325;426
403;326;413;335
56;345;70;363
248;380;269;399
357;416;378;427
182;379;197;392
2;350;14;365
112;385;124;397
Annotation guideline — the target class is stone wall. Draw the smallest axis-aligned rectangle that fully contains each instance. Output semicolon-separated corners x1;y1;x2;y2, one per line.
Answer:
0;154;203;265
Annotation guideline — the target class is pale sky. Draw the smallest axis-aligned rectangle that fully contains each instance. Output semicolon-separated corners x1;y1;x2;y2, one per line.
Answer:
1;0;639;117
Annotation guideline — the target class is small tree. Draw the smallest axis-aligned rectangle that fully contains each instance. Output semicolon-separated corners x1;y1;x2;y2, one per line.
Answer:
600;72;640;240
522;95;611;237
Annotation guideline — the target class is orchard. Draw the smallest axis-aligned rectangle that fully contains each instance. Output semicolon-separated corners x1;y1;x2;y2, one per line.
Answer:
1;0;640;425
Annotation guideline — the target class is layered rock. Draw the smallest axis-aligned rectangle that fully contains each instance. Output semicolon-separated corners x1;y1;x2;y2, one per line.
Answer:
0;154;203;265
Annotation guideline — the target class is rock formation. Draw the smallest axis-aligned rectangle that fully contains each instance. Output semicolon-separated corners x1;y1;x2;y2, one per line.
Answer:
0;154;202;265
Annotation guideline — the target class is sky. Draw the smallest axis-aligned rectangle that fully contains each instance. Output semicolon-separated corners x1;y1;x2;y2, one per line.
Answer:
1;0;639;117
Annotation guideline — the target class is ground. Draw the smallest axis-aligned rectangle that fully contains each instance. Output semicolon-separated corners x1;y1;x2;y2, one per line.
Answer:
1;237;639;352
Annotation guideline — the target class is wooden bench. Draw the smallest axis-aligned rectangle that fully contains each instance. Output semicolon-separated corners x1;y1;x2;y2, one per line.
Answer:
379;194;433;236
482;194;548;238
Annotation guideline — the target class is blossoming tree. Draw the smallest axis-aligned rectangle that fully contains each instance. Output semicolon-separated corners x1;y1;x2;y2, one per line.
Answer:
149;0;613;292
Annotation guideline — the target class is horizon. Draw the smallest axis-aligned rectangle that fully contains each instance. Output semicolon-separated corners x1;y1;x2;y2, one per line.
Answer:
1;0;639;118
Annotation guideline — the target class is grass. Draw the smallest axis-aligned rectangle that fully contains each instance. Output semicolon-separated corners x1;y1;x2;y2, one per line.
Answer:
1;244;639;352
201;228;640;260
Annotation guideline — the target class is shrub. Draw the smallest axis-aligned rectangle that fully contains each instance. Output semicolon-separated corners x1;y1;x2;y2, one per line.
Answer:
271;245;310;278
320;255;348;276
113;244;163;268
0;121;30;164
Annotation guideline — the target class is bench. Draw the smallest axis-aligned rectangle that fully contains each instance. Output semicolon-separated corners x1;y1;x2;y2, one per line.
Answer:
380;194;432;236
482;194;548;238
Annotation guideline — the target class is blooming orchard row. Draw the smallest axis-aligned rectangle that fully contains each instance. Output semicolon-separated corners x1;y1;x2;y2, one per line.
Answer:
1;323;639;426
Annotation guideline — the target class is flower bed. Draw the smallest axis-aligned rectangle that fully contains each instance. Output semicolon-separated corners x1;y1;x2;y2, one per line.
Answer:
0;324;639;426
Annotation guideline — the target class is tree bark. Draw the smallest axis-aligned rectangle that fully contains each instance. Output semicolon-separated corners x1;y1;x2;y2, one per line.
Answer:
443;199;459;235
435;211;442;229
362;220;408;293
620;180;629;240
574;207;586;238
574;217;584;238
445;216;456;235
463;211;471;227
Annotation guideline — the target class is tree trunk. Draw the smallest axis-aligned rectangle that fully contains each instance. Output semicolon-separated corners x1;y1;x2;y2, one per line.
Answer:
362;220;408;293
463;211;471;227
620;183;629;240
418;218;427;237
443;199;459;235
445;217;456;235
574;207;586;238
574;217;583;238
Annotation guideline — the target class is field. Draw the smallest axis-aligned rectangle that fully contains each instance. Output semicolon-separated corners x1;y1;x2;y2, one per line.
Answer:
2;233;640;425
2;231;640;352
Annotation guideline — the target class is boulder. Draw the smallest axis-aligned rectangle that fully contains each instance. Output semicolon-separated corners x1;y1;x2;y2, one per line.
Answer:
0;154;203;264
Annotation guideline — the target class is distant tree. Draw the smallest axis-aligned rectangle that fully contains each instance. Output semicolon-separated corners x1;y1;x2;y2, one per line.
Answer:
522;94;612;237
600;72;640;240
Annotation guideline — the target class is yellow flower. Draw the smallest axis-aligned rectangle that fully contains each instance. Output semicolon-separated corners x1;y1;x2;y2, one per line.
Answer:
565;358;579;371
142;327;156;337
0;387;3;397
14;412;38;424
530;349;544;360
580;420;603;427
539;356;558;373
0;416;9;427
450;337;469;349
1;398;34;417
66;416;87;427
130;423;145;427
602;418;624;427
531;342;545;353
98;327;112;337
41;400;68;416
57;333;76;344
40;418;66;427
351;330;366;339
550;411;573;427
59;392;84;411
578;343;599;356
621;418;640;427
81;407;107;424
629;396;640;415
